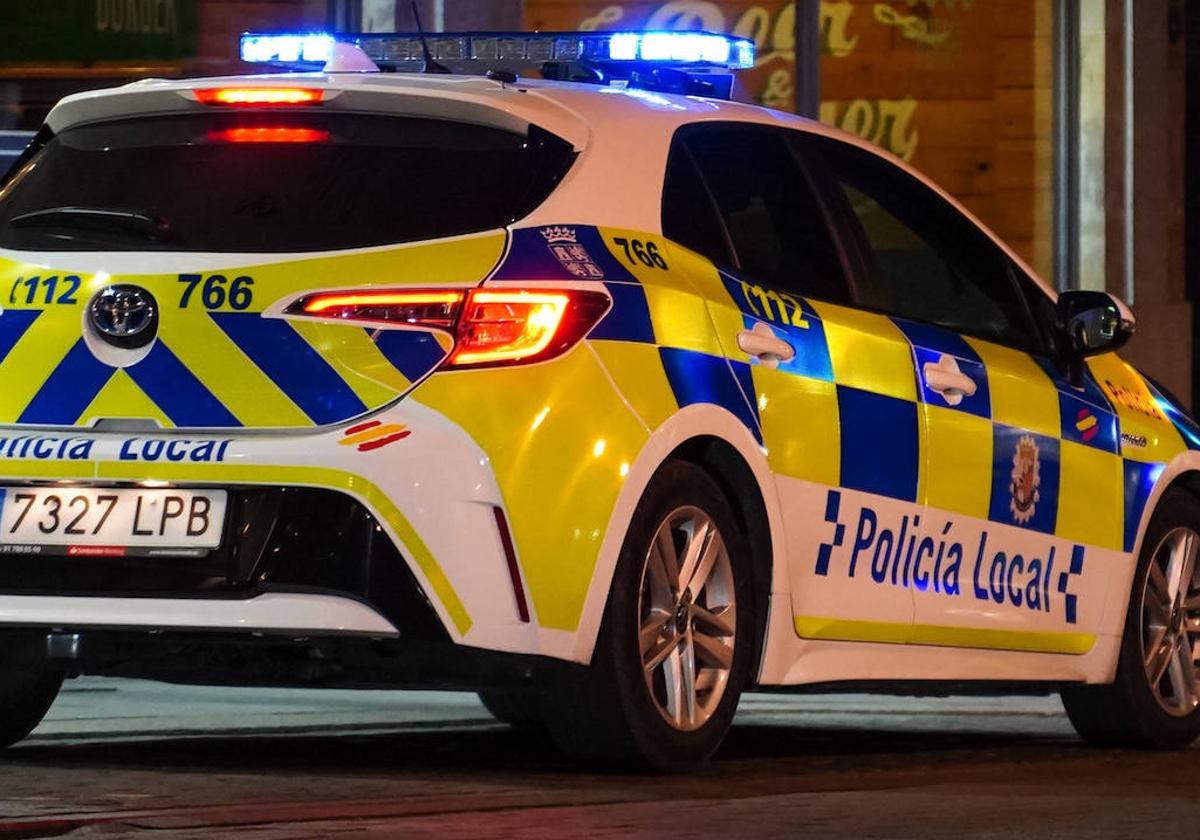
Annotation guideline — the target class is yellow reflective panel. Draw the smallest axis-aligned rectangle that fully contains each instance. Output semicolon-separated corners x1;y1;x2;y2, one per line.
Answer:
289;320;416;406
0;307;83;425
645;281;724;356
1087;353;1186;463
965;337;1060;437
795;615;909;644
753;366;840;486
1058;439;1124;551
919;404;992;520
596;227;673;283
415;348;647;631
158;313;310;428
78;370;171;428
811;301;917;402
662;244;745;360
794;616;1095;654
0;459;95;480
640;243;728;356
589;341;676;432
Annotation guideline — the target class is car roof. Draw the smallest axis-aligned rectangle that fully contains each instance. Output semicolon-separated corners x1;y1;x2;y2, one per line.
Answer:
41;72;1054;299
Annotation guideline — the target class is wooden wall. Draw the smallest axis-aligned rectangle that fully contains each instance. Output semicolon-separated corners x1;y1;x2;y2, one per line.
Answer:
195;0;327;69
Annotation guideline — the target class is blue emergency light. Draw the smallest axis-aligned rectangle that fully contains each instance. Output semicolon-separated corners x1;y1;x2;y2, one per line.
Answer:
239;30;755;99
241;33;335;64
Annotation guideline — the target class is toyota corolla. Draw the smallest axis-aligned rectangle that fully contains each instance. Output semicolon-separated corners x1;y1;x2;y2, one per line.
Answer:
0;30;1197;769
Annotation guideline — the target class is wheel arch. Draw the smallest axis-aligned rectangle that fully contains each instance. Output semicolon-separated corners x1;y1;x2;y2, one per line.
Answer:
568;403;790;672
1161;470;1200;504
1092;453;1200;684
668;435;774;680
1131;454;1200;562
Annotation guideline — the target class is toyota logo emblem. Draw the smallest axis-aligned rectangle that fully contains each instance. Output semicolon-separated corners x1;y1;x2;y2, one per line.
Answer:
90;285;159;349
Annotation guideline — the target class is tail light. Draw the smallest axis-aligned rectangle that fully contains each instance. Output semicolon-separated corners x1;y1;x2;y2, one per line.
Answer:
286;288;610;369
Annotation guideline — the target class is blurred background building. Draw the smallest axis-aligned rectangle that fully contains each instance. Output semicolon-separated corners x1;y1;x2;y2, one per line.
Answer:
0;0;1194;410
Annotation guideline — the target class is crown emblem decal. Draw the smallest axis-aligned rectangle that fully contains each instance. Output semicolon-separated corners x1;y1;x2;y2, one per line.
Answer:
540;226;578;244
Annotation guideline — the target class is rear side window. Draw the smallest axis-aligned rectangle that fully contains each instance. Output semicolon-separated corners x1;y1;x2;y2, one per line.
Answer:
664;124;851;305
0;112;575;252
661;142;734;268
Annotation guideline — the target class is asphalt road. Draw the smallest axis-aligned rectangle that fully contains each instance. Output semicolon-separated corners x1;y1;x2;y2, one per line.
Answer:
1;678;1197;838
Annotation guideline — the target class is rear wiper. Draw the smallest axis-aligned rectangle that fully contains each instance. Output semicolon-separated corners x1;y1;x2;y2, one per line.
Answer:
8;206;172;241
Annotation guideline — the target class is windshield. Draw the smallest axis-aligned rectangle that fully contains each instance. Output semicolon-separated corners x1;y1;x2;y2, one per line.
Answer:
0;111;576;252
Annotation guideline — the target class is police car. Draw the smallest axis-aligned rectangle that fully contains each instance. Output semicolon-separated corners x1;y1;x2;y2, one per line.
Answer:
0;29;1197;769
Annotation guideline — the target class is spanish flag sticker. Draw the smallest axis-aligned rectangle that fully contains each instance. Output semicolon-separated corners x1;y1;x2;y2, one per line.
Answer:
339;420;411;452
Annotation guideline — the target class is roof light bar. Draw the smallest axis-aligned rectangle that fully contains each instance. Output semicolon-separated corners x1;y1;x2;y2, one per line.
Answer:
241;33;334;64
609;32;752;67
239;30;755;72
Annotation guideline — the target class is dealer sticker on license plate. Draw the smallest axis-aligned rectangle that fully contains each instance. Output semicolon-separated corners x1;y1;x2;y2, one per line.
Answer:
0;488;226;556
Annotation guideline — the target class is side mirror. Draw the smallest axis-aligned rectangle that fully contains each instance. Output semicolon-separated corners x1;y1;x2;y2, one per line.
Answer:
1056;290;1135;357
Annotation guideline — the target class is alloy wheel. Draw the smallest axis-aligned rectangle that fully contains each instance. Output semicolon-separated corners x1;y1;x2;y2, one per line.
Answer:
637;505;736;732
1141;526;1200;716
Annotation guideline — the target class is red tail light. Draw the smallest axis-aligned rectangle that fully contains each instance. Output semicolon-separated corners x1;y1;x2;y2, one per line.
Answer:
288;288;610;369
298;290;462;328
194;87;324;106
452;291;573;367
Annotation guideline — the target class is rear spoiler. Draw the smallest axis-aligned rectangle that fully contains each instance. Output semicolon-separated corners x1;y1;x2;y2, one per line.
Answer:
42;76;590;151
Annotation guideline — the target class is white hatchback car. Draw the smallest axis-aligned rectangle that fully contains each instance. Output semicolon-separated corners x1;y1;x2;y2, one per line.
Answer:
0;30;1197;769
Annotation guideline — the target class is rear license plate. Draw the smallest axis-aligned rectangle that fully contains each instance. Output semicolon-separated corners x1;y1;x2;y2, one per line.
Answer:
0;488;226;555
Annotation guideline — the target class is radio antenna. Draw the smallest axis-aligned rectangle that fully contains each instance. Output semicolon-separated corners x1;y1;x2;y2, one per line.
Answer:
411;1;450;73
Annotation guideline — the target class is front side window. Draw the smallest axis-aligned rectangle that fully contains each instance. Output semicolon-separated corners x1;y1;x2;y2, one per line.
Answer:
1011;261;1061;356
813;137;1040;350
666;124;851;305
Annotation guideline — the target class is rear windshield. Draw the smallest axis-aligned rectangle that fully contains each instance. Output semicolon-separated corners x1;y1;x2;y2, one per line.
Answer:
0;111;576;252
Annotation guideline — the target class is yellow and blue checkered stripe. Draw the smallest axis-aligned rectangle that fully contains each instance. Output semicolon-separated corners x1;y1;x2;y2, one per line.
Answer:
528;227;767;443
583;231;1185;557
475;227;1188;564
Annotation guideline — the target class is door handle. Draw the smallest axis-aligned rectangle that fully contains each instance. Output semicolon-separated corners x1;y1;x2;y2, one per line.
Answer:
737;323;795;369
923;356;977;407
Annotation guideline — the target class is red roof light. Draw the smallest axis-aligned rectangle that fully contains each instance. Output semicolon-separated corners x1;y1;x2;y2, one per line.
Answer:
194;87;324;106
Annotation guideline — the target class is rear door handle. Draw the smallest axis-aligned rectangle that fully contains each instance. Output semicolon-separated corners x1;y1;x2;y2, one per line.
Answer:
923;356;977;406
737;323;795;369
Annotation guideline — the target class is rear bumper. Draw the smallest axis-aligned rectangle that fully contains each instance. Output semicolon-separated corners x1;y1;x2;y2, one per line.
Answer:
0;480;574;689
0;399;540;655
0;486;450;641
0;592;398;637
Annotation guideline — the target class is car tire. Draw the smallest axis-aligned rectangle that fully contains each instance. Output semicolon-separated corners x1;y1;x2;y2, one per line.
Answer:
477;689;545;730
538;460;756;771
0;668;63;750
1062;488;1200;748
